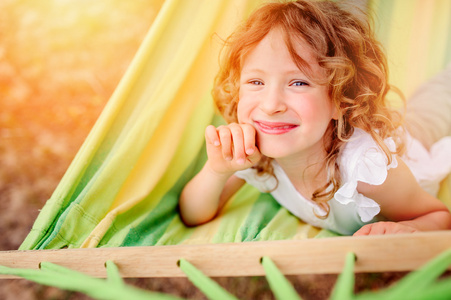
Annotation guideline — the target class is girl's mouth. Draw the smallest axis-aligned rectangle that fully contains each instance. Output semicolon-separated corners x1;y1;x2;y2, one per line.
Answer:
254;120;299;135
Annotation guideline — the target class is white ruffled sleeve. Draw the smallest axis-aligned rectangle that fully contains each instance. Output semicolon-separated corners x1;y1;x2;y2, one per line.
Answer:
235;168;277;193
335;129;398;222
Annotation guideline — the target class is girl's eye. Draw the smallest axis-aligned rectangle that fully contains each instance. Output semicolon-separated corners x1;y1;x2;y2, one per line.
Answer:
291;81;309;87
249;80;264;85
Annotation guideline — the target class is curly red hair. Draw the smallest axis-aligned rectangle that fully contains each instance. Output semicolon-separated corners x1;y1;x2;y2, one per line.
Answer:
212;0;405;217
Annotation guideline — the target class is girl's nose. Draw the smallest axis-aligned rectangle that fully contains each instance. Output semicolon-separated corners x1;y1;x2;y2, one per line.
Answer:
259;86;287;115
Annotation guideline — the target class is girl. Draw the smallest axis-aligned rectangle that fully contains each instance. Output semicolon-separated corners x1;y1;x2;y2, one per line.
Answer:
179;0;451;235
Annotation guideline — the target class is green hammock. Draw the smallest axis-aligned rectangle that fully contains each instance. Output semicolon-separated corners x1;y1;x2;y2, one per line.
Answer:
2;0;451;299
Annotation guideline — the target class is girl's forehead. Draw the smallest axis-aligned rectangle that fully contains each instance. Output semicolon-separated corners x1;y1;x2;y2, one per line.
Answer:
243;29;319;68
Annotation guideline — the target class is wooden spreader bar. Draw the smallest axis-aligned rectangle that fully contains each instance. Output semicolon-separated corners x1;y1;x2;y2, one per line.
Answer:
0;231;450;279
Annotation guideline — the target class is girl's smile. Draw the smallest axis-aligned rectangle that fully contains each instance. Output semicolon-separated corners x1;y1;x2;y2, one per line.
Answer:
253;120;299;135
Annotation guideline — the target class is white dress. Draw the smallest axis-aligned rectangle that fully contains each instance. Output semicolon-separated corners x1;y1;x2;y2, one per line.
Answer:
235;128;451;235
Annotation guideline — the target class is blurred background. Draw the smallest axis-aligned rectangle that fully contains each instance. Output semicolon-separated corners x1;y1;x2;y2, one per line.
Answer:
0;0;163;250
0;0;163;298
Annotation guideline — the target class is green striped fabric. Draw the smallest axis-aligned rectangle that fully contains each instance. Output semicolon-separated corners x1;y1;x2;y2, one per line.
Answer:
370;0;451;101
20;0;451;251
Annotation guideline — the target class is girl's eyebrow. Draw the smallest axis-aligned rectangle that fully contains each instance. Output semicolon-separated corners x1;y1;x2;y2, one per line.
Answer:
241;68;265;75
286;69;306;76
241;68;306;76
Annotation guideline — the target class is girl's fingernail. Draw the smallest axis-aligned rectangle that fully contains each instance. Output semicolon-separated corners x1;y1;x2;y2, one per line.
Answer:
237;159;245;165
225;156;232;161
246;148;254;155
214;141;220;146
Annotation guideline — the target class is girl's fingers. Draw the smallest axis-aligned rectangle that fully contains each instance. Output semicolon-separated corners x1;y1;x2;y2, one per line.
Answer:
205;125;221;147
228;123;246;165
241;123;257;156
353;225;371;236
205;123;261;167
362;224;386;235
217;126;233;161
241;123;261;164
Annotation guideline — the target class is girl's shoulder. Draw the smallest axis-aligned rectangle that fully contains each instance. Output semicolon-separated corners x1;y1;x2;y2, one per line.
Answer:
339;128;398;179
334;128;399;222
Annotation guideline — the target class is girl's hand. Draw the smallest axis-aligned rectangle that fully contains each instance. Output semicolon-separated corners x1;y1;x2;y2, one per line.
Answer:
356;159;451;235
353;221;419;236
205;123;262;176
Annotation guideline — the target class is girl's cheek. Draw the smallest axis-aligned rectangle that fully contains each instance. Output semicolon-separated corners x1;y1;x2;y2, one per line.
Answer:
237;90;258;116
236;103;244;123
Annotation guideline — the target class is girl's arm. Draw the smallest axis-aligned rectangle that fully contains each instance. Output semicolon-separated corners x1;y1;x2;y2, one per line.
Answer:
179;167;245;226
354;158;451;236
179;123;261;226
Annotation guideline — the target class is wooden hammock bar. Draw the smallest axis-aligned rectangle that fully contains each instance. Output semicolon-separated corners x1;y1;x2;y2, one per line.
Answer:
1;231;450;279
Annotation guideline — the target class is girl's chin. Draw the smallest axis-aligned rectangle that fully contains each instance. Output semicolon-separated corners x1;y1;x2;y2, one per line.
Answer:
257;142;293;159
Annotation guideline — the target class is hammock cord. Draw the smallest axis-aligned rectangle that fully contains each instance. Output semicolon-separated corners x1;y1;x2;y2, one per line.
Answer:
329;252;356;300
178;258;239;300
260;256;302;300
105;260;125;286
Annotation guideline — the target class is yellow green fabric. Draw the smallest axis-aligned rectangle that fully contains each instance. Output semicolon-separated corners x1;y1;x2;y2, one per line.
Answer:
20;0;451;251
370;0;451;100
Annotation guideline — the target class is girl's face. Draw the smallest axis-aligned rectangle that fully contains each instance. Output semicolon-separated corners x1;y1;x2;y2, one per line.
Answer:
237;29;337;163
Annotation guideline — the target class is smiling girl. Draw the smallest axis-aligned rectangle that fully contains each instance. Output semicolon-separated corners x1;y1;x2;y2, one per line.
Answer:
179;0;451;235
